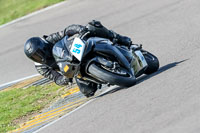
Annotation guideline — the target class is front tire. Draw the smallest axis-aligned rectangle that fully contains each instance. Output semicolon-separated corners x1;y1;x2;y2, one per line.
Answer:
88;63;136;87
142;50;159;74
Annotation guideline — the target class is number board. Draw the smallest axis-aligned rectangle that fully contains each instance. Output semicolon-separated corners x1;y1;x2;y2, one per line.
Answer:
135;51;148;68
70;37;86;61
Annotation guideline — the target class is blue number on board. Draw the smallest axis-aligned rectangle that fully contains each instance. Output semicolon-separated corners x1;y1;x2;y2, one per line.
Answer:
72;43;82;54
73;48;80;54
74;44;82;48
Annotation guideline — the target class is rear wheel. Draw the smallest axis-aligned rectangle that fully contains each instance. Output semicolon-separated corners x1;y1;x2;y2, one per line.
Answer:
88;63;136;87
142;50;159;74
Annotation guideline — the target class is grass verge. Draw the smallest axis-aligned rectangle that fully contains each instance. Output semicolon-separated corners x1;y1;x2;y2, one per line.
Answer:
0;0;65;25
0;83;68;133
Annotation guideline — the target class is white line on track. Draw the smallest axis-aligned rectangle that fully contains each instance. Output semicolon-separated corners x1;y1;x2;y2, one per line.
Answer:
0;1;68;29
0;74;39;89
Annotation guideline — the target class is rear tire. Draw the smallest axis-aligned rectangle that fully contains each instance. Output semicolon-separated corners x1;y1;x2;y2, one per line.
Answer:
88;63;136;87
142;50;159;74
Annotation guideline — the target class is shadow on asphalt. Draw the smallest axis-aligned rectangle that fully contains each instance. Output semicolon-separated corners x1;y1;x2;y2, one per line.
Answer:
97;59;188;98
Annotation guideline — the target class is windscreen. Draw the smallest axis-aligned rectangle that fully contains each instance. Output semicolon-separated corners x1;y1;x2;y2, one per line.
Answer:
52;36;72;62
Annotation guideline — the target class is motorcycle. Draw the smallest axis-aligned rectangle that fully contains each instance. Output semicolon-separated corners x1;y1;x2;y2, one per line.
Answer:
52;33;159;97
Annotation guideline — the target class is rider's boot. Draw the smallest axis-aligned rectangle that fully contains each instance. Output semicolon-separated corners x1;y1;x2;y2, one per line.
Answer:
86;20;132;48
76;78;98;98
110;31;132;48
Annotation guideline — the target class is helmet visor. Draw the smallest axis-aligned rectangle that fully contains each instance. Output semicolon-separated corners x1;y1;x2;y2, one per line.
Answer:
31;50;45;63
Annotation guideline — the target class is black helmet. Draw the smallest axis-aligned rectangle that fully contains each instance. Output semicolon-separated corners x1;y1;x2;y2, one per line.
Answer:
24;37;54;65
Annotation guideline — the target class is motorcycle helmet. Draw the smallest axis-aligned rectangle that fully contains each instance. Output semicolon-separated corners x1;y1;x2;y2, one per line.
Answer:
24;37;54;65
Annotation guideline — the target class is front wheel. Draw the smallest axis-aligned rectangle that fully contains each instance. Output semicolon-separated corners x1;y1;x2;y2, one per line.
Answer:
142;50;159;74
88;63;136;87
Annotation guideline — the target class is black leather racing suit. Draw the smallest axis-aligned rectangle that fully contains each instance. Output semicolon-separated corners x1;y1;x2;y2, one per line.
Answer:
35;20;131;96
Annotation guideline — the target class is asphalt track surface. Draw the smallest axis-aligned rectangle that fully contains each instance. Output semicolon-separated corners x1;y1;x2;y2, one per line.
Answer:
1;0;200;132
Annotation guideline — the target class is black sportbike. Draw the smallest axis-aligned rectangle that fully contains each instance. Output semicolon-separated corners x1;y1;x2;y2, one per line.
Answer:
53;34;159;97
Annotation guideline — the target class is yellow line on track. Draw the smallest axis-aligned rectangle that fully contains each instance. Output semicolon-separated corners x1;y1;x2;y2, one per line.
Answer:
61;86;80;98
11;86;93;133
12;101;86;132
21;98;87;126
24;86;81;121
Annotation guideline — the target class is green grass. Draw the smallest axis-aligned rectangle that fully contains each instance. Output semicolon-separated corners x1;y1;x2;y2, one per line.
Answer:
0;83;66;133
0;0;65;25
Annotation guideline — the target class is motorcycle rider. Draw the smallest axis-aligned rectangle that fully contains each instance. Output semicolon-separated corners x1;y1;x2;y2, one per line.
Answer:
24;20;132;97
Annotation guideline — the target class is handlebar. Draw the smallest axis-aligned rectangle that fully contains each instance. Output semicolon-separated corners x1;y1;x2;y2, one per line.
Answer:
80;31;91;40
